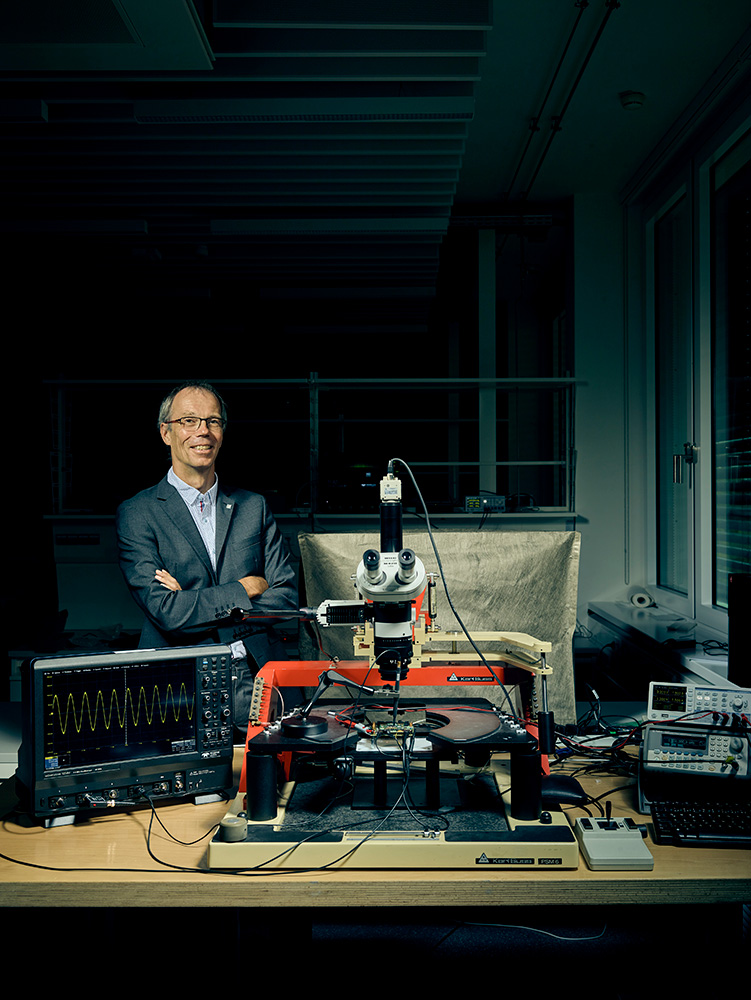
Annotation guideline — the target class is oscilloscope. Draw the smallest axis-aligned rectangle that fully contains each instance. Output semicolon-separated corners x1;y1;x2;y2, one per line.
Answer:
16;644;235;826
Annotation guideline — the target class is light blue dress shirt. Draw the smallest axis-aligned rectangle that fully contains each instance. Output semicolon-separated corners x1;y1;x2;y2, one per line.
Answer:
167;466;219;570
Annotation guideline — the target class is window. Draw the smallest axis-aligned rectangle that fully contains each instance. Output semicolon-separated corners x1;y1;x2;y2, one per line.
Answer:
652;188;692;600
45;375;576;517
642;112;751;632
706;140;751;610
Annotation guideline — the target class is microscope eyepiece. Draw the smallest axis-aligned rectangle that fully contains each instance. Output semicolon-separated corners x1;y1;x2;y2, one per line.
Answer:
397;547;417;584
364;549;380;570
363;548;384;584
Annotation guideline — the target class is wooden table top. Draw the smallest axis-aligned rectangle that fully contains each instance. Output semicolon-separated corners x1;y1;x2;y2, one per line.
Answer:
1;752;749;909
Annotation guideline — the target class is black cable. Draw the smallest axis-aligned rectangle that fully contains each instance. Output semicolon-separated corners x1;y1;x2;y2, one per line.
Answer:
388;457;517;716
700;639;729;656
144;795;222;847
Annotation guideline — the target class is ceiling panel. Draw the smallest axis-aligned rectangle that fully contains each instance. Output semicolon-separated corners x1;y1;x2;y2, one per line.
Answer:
1;0;493;317
1;0;750;343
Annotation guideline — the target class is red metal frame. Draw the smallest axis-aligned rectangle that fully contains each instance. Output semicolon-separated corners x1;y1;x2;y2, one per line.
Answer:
238;659;543;792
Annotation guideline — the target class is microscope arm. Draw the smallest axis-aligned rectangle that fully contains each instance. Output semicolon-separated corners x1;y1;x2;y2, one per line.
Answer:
299;668;376;720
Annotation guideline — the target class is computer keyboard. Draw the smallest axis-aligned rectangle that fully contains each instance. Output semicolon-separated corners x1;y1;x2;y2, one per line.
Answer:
650;798;751;848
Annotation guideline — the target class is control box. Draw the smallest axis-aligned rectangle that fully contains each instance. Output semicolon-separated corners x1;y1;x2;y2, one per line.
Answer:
639;682;750;812
647;681;751;724
640;724;749;779
464;494;506;514
572;816;654;870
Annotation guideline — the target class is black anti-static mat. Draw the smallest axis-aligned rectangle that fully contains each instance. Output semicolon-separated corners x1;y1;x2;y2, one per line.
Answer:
277;771;510;834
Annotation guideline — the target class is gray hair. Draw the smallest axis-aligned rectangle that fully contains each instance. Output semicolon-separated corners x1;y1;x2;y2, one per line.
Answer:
157;381;228;428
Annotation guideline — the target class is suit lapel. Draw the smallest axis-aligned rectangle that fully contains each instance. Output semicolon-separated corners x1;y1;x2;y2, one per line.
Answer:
215;486;235;567
157;476;215;577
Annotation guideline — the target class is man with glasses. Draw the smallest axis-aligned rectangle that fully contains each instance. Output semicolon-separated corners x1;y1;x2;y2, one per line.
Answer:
116;380;298;727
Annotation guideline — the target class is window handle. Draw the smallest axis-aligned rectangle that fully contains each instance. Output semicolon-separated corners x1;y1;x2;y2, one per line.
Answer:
673;443;698;485
683;441;699;489
683;441;698;465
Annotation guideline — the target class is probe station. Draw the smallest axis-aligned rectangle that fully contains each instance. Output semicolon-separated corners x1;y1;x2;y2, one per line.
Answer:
209;461;579;870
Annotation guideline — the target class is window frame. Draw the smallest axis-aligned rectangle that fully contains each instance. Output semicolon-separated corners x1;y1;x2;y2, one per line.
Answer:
643;176;695;620
638;107;751;636
696;115;751;631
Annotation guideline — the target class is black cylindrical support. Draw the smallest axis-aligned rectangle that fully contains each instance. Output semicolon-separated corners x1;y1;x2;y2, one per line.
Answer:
245;753;278;821
537;711;556;755
425;758;441;809
509;744;542;821
373;759;388;808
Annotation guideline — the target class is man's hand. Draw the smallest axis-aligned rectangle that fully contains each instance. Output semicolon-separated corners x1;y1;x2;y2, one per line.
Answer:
238;575;269;599
155;569;182;591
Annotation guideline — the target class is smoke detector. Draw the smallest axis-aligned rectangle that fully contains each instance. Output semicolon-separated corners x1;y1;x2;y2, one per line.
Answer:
619;91;646;111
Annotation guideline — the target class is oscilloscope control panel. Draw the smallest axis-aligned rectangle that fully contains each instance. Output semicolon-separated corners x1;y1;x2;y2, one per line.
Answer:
18;644;237;825
197;648;234;750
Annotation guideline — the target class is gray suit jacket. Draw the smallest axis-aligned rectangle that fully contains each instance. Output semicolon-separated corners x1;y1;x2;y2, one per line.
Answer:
116;475;298;665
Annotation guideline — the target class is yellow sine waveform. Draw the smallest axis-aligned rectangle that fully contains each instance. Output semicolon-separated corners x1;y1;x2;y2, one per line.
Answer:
48;683;195;735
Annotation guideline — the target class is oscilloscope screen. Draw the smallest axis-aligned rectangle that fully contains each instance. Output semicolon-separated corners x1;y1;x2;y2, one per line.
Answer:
42;659;198;772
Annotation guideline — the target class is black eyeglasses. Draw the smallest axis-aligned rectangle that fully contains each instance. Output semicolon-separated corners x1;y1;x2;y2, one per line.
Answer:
163;416;225;430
